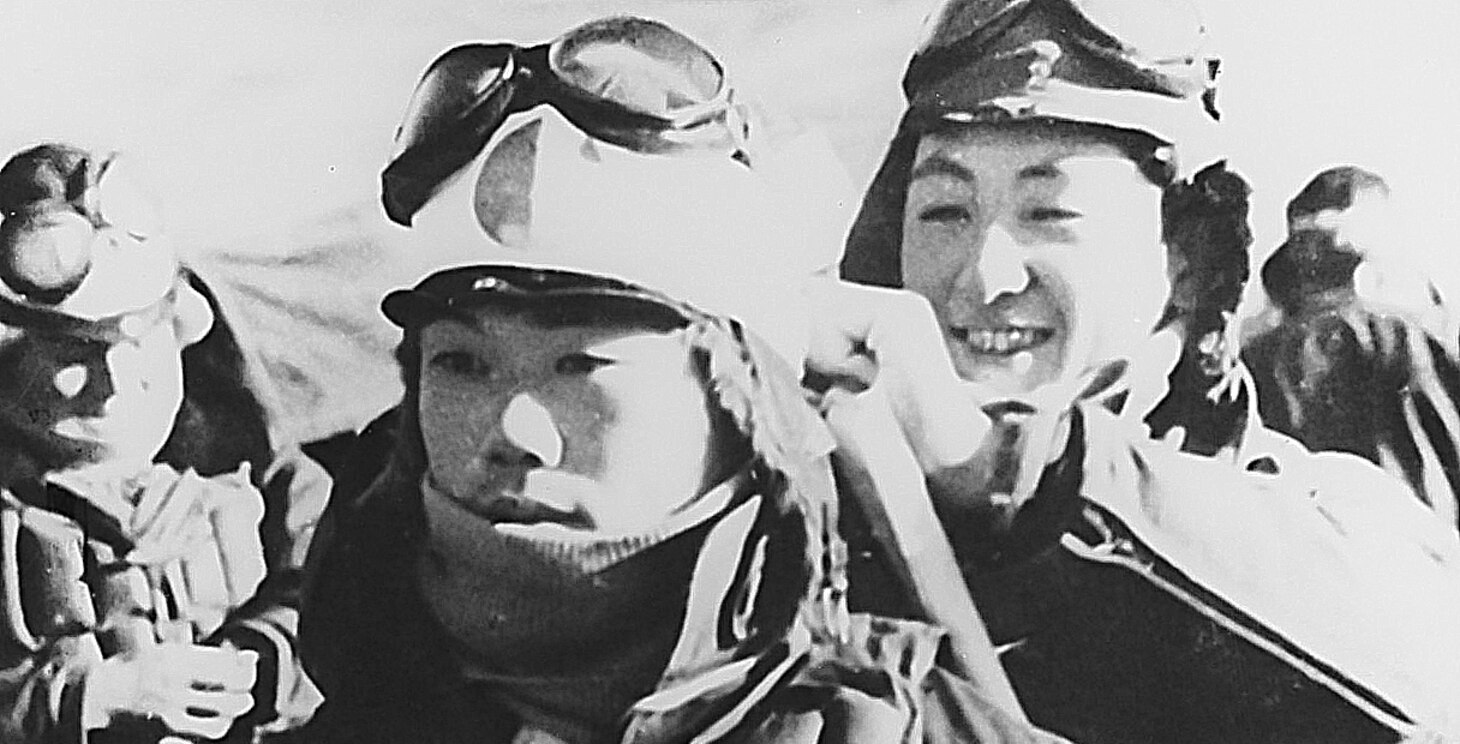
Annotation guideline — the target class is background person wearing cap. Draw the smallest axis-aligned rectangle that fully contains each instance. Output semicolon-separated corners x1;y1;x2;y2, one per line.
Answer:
1245;167;1458;351
299;17;1071;744
806;0;1460;740
0;144;326;742
1300;168;1457;345
1243;166;1460;532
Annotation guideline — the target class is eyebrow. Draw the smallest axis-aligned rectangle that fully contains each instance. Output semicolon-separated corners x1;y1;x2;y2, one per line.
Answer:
1017;163;1061;180
909;155;976;184
432;315;484;332
909;156;1065;185
422;316;496;345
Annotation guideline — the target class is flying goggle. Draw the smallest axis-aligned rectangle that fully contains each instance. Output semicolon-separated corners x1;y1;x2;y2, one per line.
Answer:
0;145;206;338
0;148;161;240
382;16;748;226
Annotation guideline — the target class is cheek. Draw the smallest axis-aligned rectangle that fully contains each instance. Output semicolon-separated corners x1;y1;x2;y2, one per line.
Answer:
1065;217;1168;343
540;385;610;476
419;382;479;471
592;373;710;491
900;225;968;302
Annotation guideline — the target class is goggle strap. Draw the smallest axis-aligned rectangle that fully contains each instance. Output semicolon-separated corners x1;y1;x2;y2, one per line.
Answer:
382;46;525;225
540;79;681;133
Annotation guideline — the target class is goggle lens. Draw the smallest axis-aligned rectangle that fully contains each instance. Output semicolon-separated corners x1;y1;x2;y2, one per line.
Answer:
383;17;738;226
551;17;725;125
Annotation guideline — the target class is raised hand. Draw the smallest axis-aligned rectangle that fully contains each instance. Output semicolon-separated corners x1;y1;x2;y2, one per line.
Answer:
803;276;992;472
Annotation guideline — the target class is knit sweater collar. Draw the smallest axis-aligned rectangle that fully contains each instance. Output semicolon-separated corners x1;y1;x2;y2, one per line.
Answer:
414;467;754;743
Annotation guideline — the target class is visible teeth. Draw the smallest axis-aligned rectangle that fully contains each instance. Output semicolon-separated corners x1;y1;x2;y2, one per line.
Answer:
962;328;1046;354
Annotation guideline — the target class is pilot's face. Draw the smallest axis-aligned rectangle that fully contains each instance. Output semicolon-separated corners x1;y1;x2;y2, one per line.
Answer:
901;125;1168;402
418;306;724;537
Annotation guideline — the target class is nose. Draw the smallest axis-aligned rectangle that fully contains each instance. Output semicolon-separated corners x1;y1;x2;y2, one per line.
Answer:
499;392;563;468
961;223;1030;302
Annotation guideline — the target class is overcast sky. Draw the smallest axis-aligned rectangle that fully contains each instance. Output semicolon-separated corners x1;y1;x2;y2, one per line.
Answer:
2;0;1456;284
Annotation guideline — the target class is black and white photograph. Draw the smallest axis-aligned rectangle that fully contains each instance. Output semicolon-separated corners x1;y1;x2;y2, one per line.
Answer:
1;1;1458;742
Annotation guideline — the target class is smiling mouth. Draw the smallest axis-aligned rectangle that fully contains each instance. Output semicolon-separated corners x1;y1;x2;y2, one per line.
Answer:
950;326;1055;355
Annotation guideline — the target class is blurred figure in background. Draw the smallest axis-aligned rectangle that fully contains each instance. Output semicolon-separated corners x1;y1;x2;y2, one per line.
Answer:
0;144;325;742
1294;167;1454;343
1243;166;1460;529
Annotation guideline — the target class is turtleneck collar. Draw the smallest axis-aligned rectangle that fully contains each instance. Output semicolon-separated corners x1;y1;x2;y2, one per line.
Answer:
419;465;750;576
414;465;756;744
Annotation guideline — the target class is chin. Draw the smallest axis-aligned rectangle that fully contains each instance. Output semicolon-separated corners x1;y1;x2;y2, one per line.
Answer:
949;348;1065;400
962;367;1042;398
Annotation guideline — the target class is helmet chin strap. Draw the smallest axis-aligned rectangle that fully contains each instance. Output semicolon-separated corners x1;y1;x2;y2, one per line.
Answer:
1090;325;1183;421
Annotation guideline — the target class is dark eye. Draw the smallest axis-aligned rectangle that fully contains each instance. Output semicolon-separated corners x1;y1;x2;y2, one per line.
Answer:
918;204;973;224
554;353;613;375
428;351;489;376
1025;206;1082;223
